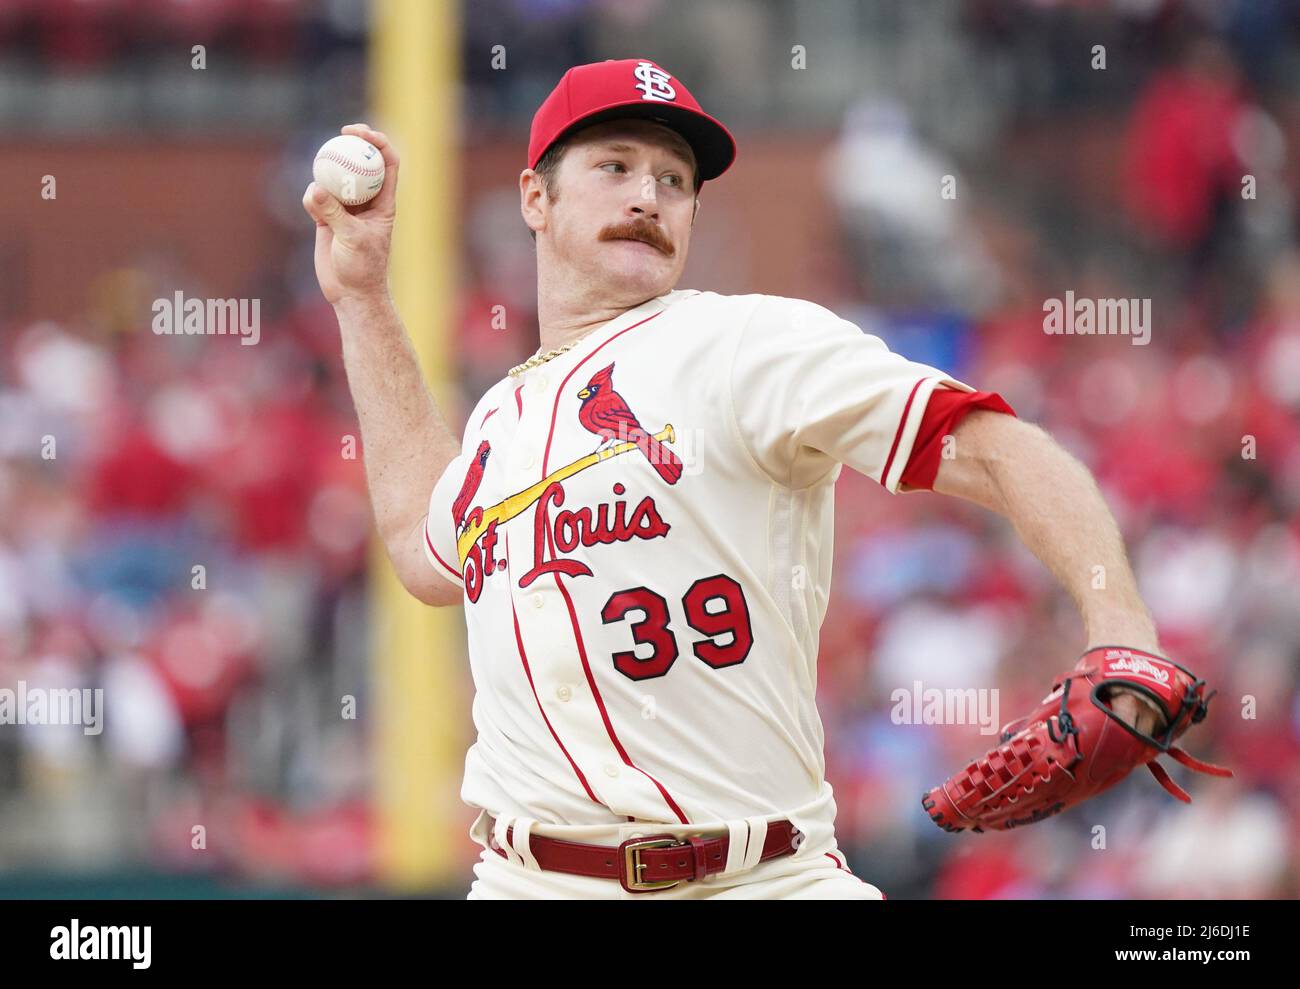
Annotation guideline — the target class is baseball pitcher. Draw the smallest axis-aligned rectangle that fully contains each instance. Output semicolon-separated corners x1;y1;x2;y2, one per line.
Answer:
302;58;1229;900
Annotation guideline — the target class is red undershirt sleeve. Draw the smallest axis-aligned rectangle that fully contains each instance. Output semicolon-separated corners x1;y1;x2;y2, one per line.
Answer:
898;387;1017;492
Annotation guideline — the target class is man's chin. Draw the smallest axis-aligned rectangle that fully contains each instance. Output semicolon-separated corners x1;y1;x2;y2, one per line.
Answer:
593;253;676;296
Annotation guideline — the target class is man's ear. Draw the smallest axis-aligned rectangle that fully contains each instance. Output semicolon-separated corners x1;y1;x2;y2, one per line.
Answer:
692;198;701;225
520;168;547;236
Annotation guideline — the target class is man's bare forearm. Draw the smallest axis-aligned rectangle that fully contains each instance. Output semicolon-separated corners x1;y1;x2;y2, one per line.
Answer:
939;414;1159;652
995;433;1156;649
334;292;459;547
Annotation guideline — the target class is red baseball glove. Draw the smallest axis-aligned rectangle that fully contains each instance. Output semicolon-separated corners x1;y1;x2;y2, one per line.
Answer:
922;646;1232;833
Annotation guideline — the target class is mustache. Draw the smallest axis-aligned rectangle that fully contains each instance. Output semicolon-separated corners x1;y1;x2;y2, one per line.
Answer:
598;219;674;256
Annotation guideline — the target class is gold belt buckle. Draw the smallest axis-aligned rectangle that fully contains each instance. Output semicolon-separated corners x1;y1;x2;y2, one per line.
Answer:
619;835;689;893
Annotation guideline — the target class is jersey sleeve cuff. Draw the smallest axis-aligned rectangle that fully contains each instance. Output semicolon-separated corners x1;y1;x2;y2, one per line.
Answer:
897;386;1018;492
423;516;465;587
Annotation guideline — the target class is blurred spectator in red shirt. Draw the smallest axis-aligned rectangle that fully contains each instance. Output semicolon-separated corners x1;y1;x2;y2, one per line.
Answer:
1123;37;1247;254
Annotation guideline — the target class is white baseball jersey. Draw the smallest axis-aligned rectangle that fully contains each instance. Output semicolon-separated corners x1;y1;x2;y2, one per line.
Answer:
422;289;985;855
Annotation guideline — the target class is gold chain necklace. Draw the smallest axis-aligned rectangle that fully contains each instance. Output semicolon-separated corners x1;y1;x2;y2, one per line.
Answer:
507;329;598;377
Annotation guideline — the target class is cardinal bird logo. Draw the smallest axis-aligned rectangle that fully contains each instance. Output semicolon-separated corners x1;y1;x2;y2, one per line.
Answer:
576;363;682;484
452;440;491;534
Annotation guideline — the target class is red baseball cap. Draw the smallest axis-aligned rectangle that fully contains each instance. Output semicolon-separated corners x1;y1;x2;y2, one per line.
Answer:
527;58;736;184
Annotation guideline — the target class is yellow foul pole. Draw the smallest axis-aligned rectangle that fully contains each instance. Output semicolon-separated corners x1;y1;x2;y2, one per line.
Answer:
370;0;462;890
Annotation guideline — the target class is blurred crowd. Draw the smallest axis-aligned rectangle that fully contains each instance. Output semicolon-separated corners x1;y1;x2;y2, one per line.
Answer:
1;0;1298;897
812;9;1300;897
0;289;377;885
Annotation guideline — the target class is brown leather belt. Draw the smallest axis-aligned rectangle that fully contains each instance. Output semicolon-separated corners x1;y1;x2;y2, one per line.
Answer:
486;816;802;893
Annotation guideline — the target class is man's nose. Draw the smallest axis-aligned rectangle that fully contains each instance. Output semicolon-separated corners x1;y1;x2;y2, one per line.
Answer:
628;176;659;216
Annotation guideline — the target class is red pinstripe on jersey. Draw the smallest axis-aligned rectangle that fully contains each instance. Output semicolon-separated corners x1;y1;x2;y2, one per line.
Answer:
821;847;873;888
528;308;690;824
506;528;603;807
425;524;461;581
878;377;930;490
553;572;690;823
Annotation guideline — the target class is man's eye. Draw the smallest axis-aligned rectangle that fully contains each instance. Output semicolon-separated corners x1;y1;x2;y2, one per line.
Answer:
661;174;682;187
601;162;626;173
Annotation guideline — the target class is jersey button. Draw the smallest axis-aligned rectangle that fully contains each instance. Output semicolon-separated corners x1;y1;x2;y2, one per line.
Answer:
555;685;571;702
534;375;548;393
603;764;620;778
530;593;544;609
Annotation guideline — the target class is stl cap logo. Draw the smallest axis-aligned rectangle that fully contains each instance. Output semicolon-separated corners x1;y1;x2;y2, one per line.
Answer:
633;61;677;103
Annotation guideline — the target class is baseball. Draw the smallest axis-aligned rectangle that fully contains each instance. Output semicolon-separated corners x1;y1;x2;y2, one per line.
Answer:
312;134;385;206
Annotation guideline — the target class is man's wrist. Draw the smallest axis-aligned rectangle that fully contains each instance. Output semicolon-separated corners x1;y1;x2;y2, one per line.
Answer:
1084;609;1160;655
334;289;395;320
